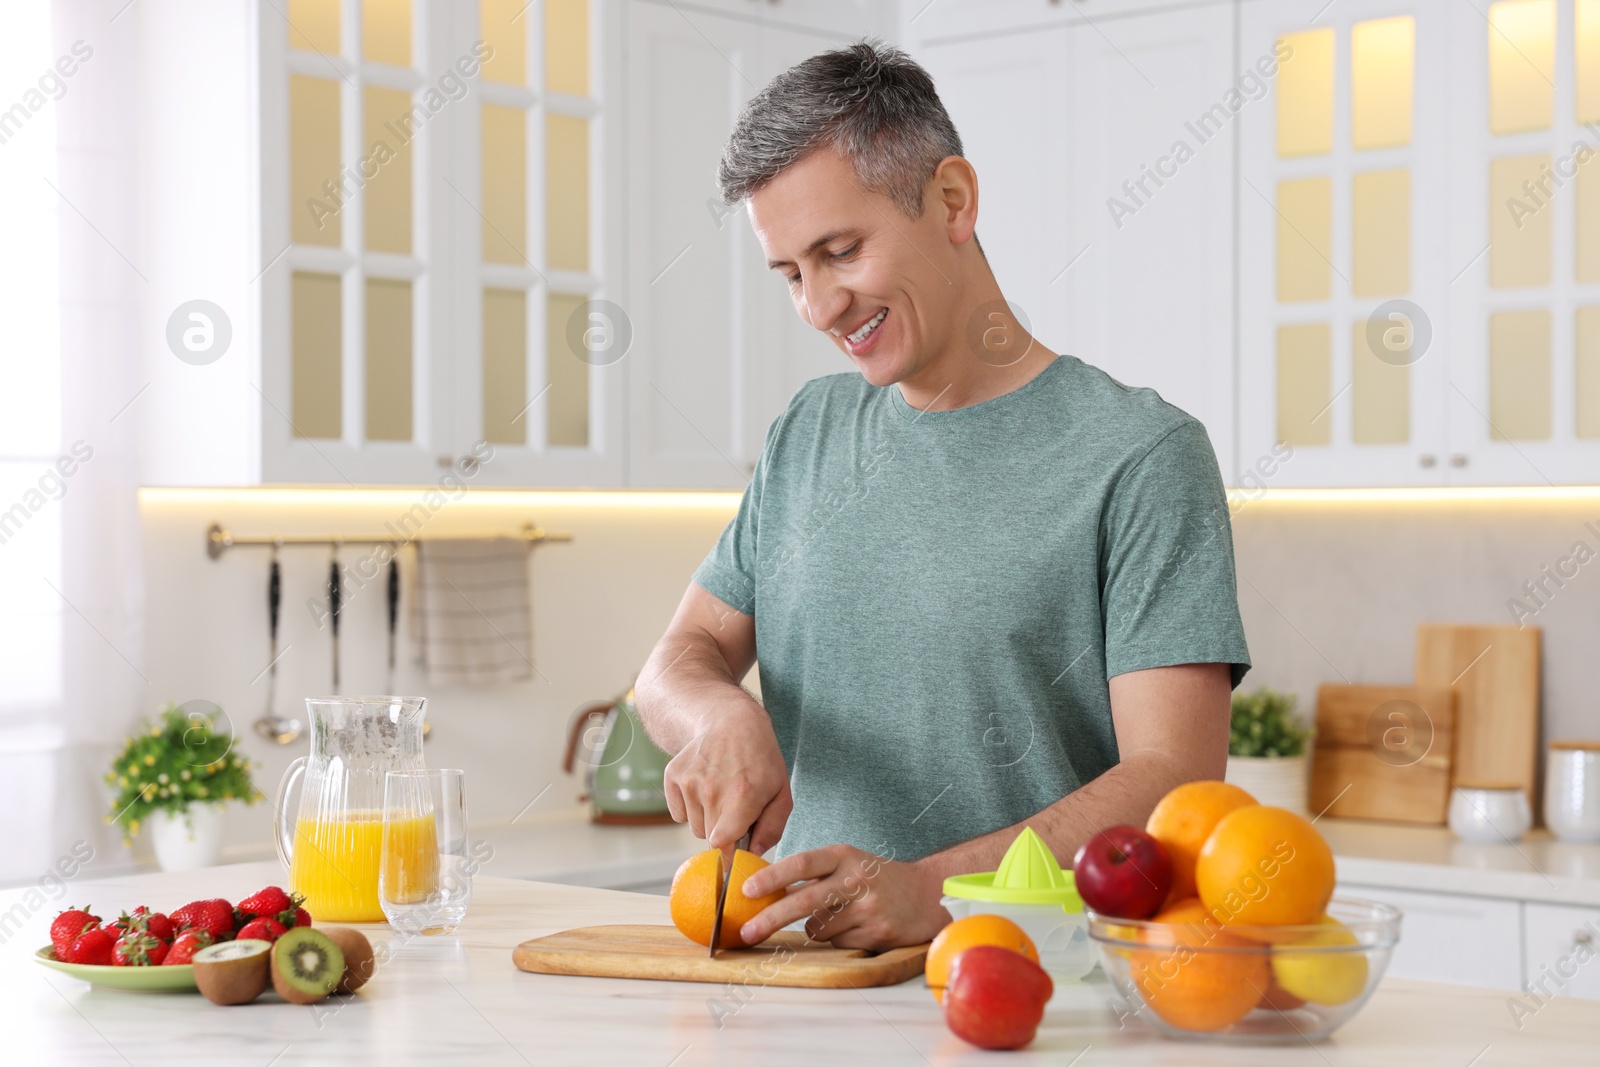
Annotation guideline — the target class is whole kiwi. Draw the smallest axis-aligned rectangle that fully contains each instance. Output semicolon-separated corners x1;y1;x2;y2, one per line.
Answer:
321;927;376;994
193;939;273;1006
270;927;345;1005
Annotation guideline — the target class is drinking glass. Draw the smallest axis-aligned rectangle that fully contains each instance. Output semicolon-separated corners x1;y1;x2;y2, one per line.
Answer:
380;769;471;934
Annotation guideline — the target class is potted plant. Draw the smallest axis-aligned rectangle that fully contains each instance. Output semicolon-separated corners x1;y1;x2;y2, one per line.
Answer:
105;704;261;871
1226;688;1315;815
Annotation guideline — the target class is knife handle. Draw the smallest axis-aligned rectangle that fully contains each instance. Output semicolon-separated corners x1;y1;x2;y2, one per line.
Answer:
386;557;399;635
328;560;342;635
268;557;281;641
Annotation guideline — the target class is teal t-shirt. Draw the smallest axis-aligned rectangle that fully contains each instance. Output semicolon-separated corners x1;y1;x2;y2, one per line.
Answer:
692;355;1251;863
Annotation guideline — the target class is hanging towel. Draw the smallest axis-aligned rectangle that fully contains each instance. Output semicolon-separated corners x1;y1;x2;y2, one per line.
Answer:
411;537;534;685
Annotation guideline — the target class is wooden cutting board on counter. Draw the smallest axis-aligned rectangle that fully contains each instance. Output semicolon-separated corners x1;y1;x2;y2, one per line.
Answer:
1415;623;1541;810
1309;684;1456;823
512;925;929;989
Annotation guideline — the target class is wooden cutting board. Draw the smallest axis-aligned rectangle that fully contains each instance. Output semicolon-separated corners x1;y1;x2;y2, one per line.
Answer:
512;925;929;989
1309;684;1456;823
1415;624;1541;810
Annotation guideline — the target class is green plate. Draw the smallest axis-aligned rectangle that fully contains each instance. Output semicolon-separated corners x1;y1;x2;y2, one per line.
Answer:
35;947;198;992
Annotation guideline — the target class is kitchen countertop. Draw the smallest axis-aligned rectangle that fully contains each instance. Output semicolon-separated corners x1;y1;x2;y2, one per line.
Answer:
1321;819;1600;906
6;860;1599;1065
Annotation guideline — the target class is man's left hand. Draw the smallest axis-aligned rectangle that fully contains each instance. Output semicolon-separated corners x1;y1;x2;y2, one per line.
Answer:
735;844;951;950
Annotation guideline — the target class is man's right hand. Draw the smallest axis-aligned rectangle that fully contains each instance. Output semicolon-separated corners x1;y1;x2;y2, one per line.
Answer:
663;697;792;856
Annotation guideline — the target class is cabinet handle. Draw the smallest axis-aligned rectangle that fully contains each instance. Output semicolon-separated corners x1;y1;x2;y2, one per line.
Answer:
1450;454;1468;468
1418;454;1437;468
437;455;454;469
1577;929;1595;947
459;455;480;475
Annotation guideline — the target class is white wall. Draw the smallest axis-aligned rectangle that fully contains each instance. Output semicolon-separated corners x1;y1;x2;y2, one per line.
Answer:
136;488;742;861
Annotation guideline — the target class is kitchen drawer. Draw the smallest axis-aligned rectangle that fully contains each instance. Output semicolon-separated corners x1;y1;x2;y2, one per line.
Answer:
1340;884;1523;991
1523;902;1600;1002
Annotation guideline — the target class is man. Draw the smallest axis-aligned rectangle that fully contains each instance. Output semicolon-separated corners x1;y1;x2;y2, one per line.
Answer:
634;41;1250;950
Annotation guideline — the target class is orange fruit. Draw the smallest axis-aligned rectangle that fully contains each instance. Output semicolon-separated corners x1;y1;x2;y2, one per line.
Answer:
1145;781;1257;905
669;848;786;949
1127;897;1270;1033
1195;805;1334;927
924;915;1038;1003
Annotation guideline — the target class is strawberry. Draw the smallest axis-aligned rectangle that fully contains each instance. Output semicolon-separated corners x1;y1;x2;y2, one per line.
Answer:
235;916;286;943
116;907;175;943
50;908;100;956
235;886;293;924
170;898;235;942
163;929;212;965
59;926;116;966
112;931;167;966
288;905;311;929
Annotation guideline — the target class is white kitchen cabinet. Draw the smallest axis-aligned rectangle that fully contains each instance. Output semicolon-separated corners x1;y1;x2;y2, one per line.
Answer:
623;3;858;488
644;0;894;36
1523;901;1600;1002
906;0;1234;45
1239;0;1600;486
918;3;1239;478
1341;883;1525;991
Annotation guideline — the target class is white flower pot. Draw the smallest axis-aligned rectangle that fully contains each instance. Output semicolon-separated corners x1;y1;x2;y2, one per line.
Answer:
1225;754;1309;816
148;804;226;871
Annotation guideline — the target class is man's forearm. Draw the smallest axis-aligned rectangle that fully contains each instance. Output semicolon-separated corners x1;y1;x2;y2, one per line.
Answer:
634;629;758;754
911;751;1198;884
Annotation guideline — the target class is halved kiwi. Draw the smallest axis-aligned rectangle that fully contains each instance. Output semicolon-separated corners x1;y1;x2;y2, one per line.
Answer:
321;927;375;994
270;927;345;1005
193;939;273;1005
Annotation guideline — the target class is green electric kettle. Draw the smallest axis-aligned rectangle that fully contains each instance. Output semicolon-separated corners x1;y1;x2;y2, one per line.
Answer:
562;687;674;825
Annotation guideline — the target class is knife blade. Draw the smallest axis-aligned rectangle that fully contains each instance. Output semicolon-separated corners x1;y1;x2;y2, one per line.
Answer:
707;830;752;958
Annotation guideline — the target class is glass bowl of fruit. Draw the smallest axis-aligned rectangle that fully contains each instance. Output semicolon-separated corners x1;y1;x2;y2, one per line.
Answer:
1089;896;1401;1044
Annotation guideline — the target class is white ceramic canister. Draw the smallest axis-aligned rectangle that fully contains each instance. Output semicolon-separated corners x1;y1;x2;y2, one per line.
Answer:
1448;782;1532;843
1546;741;1600;844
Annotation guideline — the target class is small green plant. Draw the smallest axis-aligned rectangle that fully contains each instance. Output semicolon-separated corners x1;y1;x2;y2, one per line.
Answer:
1230;688;1314;758
105;704;261;843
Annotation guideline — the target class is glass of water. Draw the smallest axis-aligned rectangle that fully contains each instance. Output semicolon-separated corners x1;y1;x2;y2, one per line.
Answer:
380;768;472;934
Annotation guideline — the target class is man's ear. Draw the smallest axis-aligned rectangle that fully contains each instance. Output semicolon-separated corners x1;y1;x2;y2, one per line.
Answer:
930;155;979;246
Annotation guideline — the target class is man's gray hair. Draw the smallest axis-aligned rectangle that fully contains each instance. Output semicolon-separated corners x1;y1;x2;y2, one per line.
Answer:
717;39;965;220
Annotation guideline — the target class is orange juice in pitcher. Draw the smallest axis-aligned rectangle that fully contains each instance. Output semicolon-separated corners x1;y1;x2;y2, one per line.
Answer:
275;697;431;924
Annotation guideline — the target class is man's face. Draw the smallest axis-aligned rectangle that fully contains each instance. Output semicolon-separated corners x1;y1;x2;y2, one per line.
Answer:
748;147;956;389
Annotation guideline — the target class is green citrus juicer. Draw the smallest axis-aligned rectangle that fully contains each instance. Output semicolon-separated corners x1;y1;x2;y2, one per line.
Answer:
941;827;1095;980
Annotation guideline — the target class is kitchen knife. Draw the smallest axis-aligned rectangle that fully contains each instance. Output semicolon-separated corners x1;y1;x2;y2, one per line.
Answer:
707;830;752;958
328;555;342;692
386;556;399;691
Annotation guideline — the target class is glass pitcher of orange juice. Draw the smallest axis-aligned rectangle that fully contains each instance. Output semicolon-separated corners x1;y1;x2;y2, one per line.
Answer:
273;697;428;923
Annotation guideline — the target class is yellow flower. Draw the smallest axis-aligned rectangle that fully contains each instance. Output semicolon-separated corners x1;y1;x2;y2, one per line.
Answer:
196;786;208;798
129;765;140;778
180;770;191;781
143;754;155;766
129;819;140;833
150;726;160;737
118;776;127;787
157;773;169;784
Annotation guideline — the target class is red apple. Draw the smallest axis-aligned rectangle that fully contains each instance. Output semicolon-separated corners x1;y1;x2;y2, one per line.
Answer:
943;945;1054;1050
1072;824;1172;919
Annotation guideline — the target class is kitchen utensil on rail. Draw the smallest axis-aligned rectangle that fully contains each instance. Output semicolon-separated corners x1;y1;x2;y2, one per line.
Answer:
328;553;343;692
274;696;429;922
252;546;302;744
1545;741;1600;842
512;926;928;988
1309;684;1456;824
708;830;752;958
1415;623;1540;812
562;688;673;824
386;557;399;689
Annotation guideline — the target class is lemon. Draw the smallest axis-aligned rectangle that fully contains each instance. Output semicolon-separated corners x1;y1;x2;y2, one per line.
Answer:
1270;916;1368;1006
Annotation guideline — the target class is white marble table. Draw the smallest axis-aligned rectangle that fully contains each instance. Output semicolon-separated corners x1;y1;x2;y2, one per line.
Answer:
5;860;1599;1066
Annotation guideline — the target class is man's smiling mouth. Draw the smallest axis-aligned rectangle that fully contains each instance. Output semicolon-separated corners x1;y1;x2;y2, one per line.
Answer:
846;307;888;346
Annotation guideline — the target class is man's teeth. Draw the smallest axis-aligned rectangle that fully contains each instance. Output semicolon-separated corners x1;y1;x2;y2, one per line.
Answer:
848;308;888;345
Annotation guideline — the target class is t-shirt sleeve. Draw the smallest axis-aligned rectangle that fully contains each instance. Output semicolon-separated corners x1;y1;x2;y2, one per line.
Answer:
1099;419;1252;688
692;466;762;616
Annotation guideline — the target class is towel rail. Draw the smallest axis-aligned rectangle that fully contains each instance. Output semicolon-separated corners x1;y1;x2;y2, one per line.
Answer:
205;521;572;560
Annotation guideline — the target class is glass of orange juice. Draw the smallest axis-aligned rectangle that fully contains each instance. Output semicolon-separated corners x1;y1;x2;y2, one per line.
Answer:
380;769;470;934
